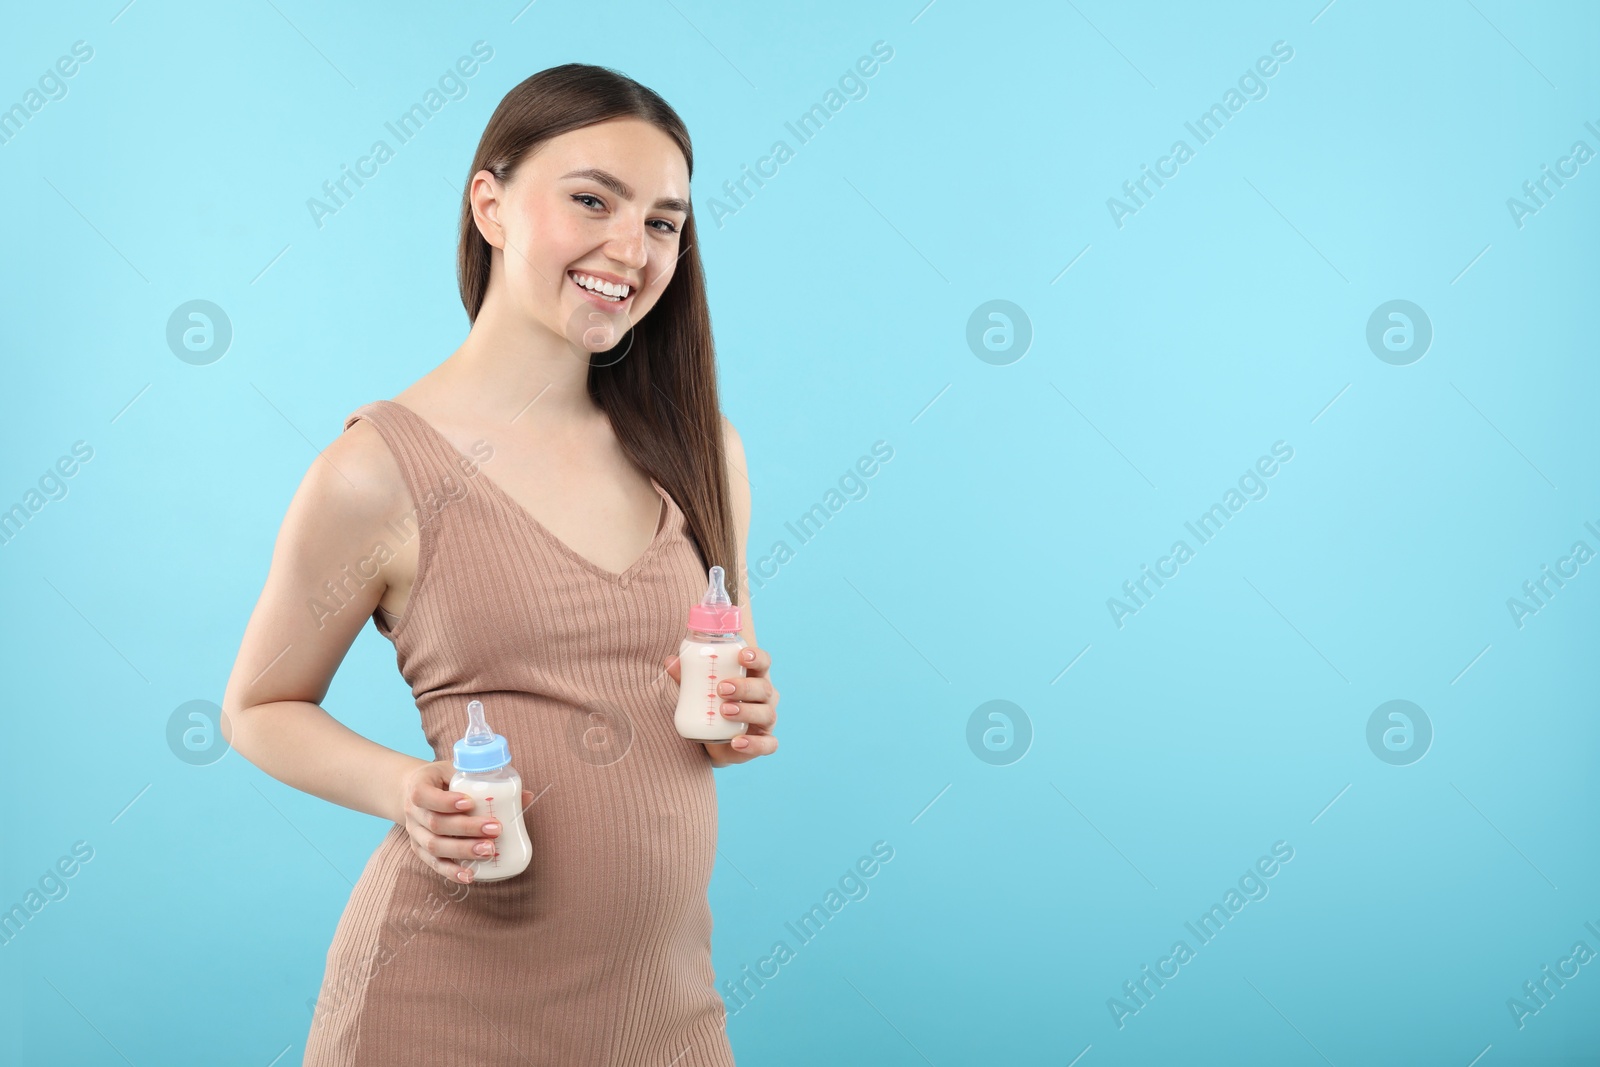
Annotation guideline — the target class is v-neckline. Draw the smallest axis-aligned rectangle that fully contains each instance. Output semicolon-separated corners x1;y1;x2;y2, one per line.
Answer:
379;399;674;586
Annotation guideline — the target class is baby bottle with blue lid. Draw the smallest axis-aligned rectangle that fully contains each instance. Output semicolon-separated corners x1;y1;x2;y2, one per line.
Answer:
448;699;533;881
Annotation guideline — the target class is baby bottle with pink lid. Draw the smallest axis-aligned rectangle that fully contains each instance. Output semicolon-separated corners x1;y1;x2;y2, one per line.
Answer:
673;565;749;743
447;699;533;882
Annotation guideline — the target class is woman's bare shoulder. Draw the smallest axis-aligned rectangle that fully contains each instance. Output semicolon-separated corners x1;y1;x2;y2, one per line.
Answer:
305;416;410;527
224;416;413;712
264;416;419;594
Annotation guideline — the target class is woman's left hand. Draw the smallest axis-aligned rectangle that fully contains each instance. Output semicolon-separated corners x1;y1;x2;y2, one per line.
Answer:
663;645;779;767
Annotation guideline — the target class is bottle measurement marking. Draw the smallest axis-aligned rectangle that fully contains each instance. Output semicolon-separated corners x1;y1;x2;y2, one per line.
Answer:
483;796;499;865
705;652;720;722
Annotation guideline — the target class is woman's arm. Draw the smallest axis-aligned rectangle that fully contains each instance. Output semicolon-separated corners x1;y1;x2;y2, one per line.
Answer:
722;415;757;651
698;416;778;766
220;422;426;825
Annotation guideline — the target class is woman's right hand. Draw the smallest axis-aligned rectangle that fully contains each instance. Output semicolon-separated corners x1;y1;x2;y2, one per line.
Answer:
398;759;532;884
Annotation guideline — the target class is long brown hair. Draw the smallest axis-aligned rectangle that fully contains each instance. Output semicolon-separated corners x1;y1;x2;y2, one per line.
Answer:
455;63;739;605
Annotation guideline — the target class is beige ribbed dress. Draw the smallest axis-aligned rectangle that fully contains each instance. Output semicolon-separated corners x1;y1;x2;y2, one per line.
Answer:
303;399;734;1066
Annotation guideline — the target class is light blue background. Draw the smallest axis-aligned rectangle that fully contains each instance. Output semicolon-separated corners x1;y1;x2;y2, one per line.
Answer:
3;1;1597;1064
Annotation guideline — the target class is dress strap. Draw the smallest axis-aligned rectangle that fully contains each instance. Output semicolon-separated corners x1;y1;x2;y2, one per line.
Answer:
342;399;483;548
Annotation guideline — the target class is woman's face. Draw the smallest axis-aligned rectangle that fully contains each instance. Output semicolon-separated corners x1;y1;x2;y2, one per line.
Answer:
474;117;690;355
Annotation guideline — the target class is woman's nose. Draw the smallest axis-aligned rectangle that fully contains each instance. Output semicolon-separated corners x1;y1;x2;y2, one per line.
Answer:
605;217;648;268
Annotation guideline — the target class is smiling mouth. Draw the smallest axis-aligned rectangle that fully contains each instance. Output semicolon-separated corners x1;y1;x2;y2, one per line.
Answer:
568;270;634;305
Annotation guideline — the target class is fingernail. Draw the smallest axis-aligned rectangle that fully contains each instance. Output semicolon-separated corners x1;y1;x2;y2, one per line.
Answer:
475;841;493;855
457;870;471;882
733;737;748;748
719;682;735;694
722;703;739;716
741;649;754;661
483;822;500;834
456;799;471;810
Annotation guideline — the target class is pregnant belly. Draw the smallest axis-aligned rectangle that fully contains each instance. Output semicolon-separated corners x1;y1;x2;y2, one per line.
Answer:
428;701;719;950
527;768;717;929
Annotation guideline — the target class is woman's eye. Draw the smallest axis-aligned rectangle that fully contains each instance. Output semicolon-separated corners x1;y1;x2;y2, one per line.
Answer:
574;194;678;234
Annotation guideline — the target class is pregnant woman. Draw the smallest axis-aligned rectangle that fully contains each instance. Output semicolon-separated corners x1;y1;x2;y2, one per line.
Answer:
221;63;779;1065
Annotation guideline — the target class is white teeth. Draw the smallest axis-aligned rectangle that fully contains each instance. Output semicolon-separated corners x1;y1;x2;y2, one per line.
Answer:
570;272;631;300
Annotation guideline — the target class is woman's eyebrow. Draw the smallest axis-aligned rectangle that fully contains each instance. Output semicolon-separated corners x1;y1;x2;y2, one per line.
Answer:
561;167;689;214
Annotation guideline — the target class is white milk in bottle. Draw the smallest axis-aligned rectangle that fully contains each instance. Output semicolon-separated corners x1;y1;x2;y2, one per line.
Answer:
447;699;533;882
673;565;750;743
